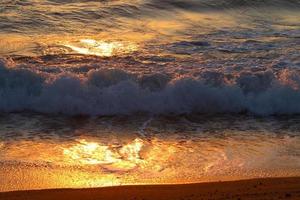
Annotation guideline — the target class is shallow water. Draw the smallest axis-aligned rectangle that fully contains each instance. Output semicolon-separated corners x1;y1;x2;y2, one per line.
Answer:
0;0;300;192
0;114;300;191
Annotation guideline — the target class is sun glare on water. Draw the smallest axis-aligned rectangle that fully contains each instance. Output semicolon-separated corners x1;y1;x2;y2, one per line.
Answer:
63;138;144;170
64;39;137;57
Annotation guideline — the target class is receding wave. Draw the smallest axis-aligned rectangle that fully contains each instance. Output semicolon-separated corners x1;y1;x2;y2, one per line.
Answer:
1;59;300;116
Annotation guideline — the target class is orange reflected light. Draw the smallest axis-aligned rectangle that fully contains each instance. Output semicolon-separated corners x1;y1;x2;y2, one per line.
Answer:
64;39;137;57
120;138;143;161
63;138;144;170
63;140;118;165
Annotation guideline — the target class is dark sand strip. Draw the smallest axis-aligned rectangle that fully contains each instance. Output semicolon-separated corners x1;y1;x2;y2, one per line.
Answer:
1;177;300;200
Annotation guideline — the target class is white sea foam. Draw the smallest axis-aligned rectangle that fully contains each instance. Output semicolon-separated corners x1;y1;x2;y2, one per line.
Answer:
1;60;300;116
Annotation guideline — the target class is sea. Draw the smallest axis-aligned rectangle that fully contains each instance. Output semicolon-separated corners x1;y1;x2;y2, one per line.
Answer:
0;0;300;191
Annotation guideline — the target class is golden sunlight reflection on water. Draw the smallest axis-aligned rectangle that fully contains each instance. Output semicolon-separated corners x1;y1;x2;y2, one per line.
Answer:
1;134;300;192
63;39;138;57
0;137;178;191
63;138;144;170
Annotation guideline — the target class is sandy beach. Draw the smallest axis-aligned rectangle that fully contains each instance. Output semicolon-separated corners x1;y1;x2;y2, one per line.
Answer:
1;177;300;200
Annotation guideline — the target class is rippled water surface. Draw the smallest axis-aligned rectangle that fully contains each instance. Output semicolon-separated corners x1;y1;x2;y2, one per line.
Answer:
0;0;300;192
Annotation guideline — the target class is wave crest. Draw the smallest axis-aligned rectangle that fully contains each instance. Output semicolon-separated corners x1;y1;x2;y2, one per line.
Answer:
1;60;300;116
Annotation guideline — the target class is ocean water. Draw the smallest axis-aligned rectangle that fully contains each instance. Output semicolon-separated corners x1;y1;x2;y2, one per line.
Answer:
0;0;300;191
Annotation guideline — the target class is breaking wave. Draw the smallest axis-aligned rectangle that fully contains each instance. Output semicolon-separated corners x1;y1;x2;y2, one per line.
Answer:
1;60;300;116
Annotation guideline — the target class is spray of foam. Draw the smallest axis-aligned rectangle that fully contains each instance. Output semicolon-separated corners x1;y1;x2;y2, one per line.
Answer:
1;59;300;116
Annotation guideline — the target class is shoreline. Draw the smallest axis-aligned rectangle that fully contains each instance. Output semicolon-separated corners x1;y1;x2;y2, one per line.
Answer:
1;177;300;200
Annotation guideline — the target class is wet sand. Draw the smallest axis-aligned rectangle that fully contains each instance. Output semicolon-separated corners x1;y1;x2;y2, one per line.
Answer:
1;177;300;200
